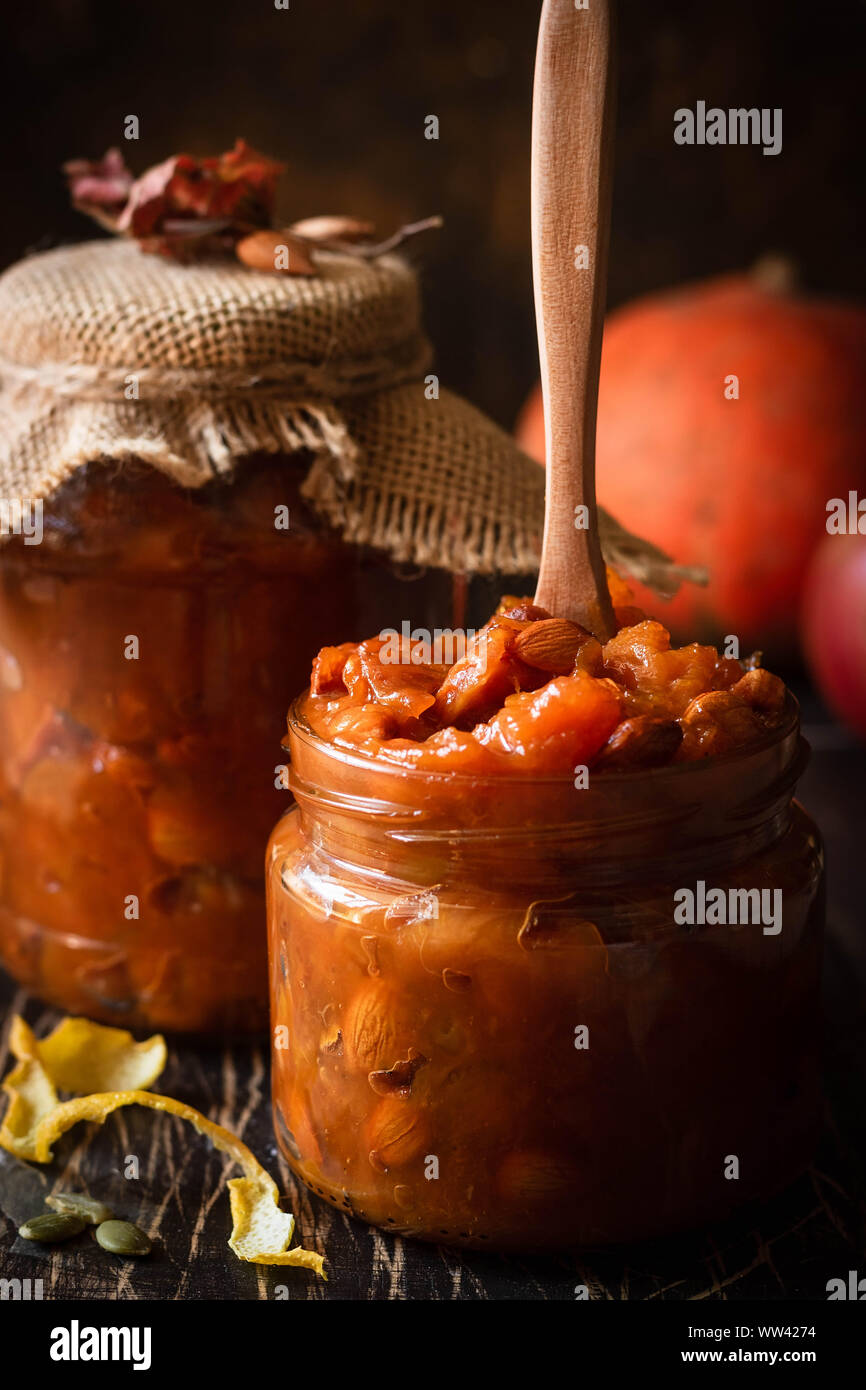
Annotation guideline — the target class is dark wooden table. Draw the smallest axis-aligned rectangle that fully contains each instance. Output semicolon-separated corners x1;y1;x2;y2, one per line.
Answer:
1;692;864;1302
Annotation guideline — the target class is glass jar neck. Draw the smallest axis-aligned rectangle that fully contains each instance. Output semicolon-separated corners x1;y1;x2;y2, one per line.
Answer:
286;704;807;892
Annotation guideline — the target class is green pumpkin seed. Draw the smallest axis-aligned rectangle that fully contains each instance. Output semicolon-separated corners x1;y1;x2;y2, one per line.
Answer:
47;1192;115;1226
95;1219;152;1257
19;1212;86;1243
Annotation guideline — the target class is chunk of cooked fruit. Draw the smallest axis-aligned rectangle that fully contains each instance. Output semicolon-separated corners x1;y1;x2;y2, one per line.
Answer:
711;655;746;691
594;716;683;770
342;638;446;729
495;597;553;623
573;636;604;676
300;589;789;774
731;667;786;713
601;569;648;630
433;624;523;727
605;567;636;611
677;691;764;759
310;642;357;695
316;702;399;747
603;621;720;718
477;673;623;772
375;726;502;774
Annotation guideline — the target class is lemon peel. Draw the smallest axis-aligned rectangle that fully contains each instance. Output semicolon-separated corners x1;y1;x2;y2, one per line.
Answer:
0;1056;59;1160
0;1016;324;1277
33;1016;167;1093
1;1015;166;1159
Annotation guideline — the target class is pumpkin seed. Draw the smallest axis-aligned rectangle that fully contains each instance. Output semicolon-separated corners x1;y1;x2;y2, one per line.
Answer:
19;1211;86;1243
95;1219;152;1257
46;1192;115;1226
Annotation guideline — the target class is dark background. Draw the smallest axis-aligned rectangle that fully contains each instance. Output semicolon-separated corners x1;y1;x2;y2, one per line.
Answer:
2;1;865;1305
3;0;864;430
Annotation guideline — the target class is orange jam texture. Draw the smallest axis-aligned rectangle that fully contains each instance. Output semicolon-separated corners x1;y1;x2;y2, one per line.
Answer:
301;580;788;776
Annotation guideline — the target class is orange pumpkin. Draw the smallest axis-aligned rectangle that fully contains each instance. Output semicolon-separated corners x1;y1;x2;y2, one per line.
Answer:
517;268;866;657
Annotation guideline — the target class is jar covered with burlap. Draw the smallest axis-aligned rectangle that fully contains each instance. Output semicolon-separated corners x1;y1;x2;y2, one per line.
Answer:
0;239;545;1033
0;238;683;1034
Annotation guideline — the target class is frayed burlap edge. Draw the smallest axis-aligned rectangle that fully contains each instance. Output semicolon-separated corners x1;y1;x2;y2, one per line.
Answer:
307;384;704;589
0;379;702;591
0;393;358;498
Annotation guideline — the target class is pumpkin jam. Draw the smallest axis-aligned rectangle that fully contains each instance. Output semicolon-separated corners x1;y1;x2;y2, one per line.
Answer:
0;458;354;1034
299;580;788;775
267;584;823;1249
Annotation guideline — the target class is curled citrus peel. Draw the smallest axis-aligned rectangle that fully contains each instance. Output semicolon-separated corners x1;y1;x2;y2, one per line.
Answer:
11;1014;168;1093
0;1015;166;1160
0;1016;324;1278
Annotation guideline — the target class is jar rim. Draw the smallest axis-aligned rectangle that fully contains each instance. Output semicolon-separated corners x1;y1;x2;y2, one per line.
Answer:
286;690;803;788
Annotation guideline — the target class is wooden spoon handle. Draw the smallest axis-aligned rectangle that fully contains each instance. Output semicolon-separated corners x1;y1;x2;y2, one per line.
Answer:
532;0;616;640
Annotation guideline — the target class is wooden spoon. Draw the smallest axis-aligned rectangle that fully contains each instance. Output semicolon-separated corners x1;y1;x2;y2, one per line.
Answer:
531;0;617;640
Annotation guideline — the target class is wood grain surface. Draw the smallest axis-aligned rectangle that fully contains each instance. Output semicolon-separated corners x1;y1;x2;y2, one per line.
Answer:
0;696;863;1301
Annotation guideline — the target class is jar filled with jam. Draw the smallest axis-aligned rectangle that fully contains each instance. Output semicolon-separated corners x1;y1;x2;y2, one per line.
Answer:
0;240;549;1034
267;596;824;1248
0;456;374;1033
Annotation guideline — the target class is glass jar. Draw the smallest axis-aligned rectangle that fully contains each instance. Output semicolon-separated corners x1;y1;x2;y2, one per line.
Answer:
0;456;448;1034
267;698;824;1250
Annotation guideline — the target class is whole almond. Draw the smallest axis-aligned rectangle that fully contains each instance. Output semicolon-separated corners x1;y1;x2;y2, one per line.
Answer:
366;1096;429;1171
344;981;399;1071
236;229;317;275
511;617;589;673
289;215;375;243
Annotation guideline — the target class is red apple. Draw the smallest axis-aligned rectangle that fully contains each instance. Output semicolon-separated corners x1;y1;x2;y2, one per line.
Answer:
802;531;866;739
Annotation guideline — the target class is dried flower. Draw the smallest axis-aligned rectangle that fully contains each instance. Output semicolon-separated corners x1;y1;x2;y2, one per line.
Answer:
63;139;441;272
63;149;134;231
118;141;284;241
64;139;285;259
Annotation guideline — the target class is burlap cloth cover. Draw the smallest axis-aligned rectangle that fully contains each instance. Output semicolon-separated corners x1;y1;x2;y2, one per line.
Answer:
0;239;685;585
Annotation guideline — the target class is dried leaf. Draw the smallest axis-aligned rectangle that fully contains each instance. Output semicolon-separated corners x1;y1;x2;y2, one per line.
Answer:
67;139;285;261
63;137;440;273
116;154;182;237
